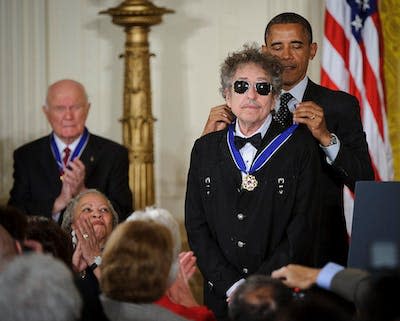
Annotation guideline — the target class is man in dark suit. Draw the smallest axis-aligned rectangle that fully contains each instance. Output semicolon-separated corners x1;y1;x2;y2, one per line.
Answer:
8;79;133;222
185;45;321;320
202;13;374;267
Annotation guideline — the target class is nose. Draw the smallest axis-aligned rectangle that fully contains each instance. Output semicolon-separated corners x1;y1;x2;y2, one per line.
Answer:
246;84;257;99
63;106;74;119
91;209;103;219
280;45;293;60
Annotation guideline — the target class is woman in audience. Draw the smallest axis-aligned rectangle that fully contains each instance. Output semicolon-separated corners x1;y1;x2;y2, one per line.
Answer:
61;188;118;279
62;189;117;321
127;207;216;321
100;220;188;321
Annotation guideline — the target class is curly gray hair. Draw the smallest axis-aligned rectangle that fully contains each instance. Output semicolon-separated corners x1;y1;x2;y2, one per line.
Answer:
220;43;283;98
61;189;118;235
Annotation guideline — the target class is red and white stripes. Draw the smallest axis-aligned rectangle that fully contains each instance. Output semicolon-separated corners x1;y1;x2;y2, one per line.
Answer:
321;0;393;232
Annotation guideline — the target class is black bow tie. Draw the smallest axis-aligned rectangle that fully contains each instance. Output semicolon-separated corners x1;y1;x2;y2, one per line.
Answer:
234;133;262;150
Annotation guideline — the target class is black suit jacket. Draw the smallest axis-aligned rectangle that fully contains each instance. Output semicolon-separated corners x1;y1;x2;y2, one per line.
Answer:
8;133;133;221
185;121;321;319
303;80;374;266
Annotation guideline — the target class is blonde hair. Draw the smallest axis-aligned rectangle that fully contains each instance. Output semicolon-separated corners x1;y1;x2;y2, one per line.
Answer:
100;220;173;303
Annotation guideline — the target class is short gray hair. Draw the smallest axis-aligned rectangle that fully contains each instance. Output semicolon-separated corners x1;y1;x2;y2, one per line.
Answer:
0;253;82;321
61;189;118;235
127;207;181;286
220;43;282;98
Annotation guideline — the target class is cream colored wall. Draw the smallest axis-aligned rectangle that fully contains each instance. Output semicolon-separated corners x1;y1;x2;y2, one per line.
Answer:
0;0;324;218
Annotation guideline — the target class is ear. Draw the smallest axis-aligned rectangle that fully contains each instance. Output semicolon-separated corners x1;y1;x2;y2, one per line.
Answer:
309;42;318;60
42;105;50;119
261;45;269;54
225;89;232;108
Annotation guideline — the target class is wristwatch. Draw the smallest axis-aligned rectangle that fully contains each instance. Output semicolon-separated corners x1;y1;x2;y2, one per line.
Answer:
89;255;102;271
324;133;338;147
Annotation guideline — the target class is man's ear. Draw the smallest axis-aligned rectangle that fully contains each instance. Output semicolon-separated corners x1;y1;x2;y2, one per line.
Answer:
225;90;232;107
261;44;269;54
42;105;50;118
309;42;318;60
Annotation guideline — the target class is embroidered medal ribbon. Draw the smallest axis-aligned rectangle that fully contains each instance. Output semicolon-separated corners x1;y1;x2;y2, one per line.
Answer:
50;127;90;174
227;122;298;191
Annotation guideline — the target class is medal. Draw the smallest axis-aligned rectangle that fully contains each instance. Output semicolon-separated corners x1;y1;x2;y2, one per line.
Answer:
51;127;90;177
241;174;258;191
227;121;298;192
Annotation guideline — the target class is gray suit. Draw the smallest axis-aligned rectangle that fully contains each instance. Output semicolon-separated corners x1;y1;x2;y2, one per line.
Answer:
330;268;370;303
101;296;189;321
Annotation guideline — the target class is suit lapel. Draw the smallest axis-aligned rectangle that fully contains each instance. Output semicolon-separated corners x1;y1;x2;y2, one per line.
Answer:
255;120;284;158
303;79;321;103
80;134;99;179
218;131;242;187
40;135;63;191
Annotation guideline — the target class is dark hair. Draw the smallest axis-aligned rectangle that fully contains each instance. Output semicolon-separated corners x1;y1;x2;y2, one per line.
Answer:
275;296;351;321
229;275;293;321
357;269;400;321
26;216;73;268
0;205;27;241
264;12;313;44
220;43;282;98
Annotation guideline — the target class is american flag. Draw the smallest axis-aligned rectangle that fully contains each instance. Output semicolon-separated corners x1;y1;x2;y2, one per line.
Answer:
321;0;393;233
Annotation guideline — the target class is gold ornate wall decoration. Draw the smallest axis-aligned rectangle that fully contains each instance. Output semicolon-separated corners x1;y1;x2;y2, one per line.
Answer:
380;0;400;179
100;1;174;210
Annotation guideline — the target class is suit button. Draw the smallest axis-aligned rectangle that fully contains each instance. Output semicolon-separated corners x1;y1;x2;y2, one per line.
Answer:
237;213;245;220
242;268;248;274
237;241;245;248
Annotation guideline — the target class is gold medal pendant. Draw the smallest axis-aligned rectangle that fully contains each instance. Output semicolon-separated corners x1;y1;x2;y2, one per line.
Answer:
241;174;258;191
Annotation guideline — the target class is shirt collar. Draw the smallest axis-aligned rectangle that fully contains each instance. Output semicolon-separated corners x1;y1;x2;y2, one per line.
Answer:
53;133;82;153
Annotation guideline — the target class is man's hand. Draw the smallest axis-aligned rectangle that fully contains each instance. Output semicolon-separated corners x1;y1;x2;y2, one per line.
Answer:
202;104;235;136
271;264;321;290
293;101;332;146
63;158;86;196
52;159;86;214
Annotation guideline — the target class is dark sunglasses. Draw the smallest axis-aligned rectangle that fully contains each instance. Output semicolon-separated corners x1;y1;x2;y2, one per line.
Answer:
233;80;272;96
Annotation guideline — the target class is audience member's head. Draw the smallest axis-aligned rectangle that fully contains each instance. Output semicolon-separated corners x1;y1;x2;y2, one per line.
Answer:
229;274;293;321
0;205;27;242
100;220;173;303
0;225;18;271
275;295;350;321
0;253;82;321
26;216;73;268
127;206;181;285
62;189;118;247
356;268;400;321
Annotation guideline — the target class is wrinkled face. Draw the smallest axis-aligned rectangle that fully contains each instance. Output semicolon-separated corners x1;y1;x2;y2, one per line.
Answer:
43;80;90;144
263;23;317;90
225;63;275;133
74;193;113;243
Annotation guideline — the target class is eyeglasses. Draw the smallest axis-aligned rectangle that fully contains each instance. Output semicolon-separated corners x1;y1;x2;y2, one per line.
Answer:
233;80;272;96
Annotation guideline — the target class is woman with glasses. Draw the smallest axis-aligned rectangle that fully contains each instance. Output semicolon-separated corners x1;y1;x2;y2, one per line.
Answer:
185;43;321;321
